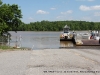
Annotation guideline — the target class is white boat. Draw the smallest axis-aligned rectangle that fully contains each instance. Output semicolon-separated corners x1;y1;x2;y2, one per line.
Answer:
60;25;74;41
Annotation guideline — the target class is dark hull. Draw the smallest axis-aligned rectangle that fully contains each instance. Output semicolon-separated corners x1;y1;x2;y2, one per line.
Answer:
60;38;76;44
60;38;73;41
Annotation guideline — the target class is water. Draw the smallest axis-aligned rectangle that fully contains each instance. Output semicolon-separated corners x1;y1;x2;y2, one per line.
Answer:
9;31;100;50
9;31;61;49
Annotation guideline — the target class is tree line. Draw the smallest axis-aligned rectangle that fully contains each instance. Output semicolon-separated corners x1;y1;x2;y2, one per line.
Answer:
0;0;100;34
15;20;100;31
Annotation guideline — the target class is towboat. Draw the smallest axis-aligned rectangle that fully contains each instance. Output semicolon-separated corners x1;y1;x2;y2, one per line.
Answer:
60;25;74;41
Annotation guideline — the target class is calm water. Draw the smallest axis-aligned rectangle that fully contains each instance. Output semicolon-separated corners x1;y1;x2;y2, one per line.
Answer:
9;31;100;50
9;31;61;49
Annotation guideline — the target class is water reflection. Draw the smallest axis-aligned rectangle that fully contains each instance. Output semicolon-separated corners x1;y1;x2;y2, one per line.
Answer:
9;31;61;49
60;41;74;48
8;31;93;49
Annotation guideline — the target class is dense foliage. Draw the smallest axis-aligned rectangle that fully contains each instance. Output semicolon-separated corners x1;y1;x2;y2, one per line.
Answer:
16;20;100;31
0;0;22;36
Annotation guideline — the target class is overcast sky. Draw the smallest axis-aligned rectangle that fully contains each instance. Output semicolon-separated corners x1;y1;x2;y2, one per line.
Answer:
2;0;100;23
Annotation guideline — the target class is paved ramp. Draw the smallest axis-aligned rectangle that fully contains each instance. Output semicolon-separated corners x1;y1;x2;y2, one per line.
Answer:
26;49;100;75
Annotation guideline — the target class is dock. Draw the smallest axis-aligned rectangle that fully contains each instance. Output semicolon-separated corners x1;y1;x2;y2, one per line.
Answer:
76;39;100;46
59;29;100;47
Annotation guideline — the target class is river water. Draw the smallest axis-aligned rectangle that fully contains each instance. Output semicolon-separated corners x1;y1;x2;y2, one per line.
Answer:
9;31;100;50
9;31;61;49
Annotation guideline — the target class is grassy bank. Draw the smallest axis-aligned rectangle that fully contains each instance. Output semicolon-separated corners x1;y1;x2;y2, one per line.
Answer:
0;46;31;51
0;46;12;50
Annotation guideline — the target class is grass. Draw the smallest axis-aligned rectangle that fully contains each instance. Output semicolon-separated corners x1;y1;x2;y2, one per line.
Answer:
0;45;31;51
0;45;13;50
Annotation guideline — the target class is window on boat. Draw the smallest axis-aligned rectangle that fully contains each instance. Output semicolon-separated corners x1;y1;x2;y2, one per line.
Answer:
64;29;69;33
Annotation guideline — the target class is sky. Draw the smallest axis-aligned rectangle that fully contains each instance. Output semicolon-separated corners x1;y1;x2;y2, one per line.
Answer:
2;0;100;23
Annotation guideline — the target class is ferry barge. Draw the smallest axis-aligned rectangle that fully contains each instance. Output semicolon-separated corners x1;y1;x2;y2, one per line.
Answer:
60;25;74;41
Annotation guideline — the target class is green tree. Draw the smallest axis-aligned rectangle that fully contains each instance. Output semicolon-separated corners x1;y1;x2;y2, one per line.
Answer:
0;0;22;35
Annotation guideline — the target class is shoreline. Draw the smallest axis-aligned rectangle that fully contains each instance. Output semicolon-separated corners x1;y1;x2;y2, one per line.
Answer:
0;45;100;51
0;48;31;53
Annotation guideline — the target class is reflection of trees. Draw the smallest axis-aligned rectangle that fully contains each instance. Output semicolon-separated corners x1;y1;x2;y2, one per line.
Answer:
0;33;11;46
0;36;7;45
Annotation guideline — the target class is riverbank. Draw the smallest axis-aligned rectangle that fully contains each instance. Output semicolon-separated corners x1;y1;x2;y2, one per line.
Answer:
0;48;31;53
0;45;100;52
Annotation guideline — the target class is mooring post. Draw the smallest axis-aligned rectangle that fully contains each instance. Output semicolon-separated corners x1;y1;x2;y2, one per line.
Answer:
15;36;18;48
19;35;22;48
8;35;10;47
31;45;34;50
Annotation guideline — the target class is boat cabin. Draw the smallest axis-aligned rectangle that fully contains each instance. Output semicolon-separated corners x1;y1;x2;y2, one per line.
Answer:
63;25;70;33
